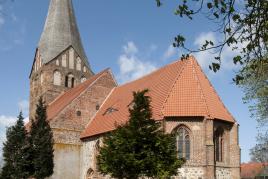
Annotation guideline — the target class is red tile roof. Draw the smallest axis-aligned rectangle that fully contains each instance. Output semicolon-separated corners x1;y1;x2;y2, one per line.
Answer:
47;68;111;120
241;162;268;178
81;56;235;139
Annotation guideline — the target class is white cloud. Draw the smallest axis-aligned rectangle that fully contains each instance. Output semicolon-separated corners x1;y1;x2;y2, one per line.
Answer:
193;31;241;75
194;32;217;70
163;45;179;60
117;41;157;83
0;115;17;127
123;41;138;55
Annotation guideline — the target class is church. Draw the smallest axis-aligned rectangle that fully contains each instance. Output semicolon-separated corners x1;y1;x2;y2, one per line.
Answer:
28;0;241;178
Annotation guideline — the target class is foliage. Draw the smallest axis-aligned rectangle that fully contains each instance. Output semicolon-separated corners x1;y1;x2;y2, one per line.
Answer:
155;0;268;83
238;57;268;125
0;112;30;179
250;132;268;162
28;97;54;179
97;89;184;179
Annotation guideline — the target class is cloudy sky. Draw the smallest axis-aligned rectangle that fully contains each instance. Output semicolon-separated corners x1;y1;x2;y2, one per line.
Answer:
0;0;257;162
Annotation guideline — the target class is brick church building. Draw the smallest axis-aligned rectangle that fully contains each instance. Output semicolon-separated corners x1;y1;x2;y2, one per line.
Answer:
28;0;241;178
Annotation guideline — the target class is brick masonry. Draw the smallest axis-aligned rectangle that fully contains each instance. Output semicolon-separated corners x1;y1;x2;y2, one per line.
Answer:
29;49;117;179
29;46;93;120
29;52;240;178
80;117;240;179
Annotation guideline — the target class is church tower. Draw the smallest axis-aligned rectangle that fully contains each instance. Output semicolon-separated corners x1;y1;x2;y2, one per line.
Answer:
29;0;93;119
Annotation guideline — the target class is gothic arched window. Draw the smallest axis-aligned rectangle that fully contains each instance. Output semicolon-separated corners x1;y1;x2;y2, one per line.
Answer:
214;127;224;162
53;70;61;86
176;126;191;160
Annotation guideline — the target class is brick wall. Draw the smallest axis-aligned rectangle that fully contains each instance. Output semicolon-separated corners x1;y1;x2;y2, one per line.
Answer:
29;47;93;120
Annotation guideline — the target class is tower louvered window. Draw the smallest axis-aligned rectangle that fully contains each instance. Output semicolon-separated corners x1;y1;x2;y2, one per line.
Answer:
65;74;75;88
176;127;190;160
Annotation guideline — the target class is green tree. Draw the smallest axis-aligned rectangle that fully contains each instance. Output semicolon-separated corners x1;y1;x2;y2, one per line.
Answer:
97;89;184;179
29;97;54;179
155;0;268;153
238;57;268;125
1;112;30;179
155;0;268;84
239;57;268;162
250;132;268;162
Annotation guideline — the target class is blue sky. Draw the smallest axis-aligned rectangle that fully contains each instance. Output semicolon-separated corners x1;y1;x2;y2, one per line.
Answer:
0;0;258;163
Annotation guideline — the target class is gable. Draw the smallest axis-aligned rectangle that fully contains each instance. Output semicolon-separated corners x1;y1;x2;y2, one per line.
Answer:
163;57;234;122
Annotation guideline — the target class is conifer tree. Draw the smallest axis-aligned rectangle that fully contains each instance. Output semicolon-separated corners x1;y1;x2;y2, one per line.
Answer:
97;89;184;179
1;112;30;179
29;97;54;179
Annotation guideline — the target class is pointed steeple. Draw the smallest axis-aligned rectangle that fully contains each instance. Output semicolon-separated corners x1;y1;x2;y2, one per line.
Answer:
38;0;90;68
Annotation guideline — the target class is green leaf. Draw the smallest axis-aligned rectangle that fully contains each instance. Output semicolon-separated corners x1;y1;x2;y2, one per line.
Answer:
207;2;213;9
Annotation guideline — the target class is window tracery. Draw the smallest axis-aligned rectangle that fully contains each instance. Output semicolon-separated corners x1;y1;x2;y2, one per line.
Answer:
214;127;224;162
176;126;191;160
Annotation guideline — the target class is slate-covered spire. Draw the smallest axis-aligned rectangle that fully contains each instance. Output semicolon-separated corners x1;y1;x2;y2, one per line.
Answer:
38;0;90;68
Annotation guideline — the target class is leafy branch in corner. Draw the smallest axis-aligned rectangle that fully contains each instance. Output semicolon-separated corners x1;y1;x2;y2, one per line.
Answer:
156;0;268;83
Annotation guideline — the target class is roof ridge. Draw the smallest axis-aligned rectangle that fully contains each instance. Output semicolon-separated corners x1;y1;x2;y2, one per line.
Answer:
119;59;182;87
191;57;211;118
160;59;188;117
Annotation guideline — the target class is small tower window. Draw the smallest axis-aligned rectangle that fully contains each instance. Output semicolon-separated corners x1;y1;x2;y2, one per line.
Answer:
53;70;61;86
76;57;81;71
96;104;100;111
83;66;87;73
71;77;75;87
76;111;81;116
65;73;75;88
56;59;60;66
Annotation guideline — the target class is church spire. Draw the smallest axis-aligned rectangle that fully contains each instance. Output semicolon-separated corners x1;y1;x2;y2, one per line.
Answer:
38;0;90;69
